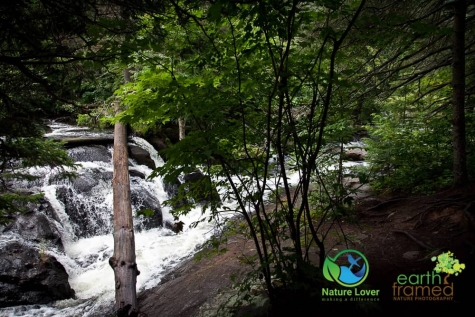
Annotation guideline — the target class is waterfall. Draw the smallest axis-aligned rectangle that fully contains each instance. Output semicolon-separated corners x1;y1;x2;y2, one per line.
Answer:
0;123;368;316
0;123;218;317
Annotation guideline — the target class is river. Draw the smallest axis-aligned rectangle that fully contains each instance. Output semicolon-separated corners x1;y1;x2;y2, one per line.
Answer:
0;122;229;317
0;122;367;316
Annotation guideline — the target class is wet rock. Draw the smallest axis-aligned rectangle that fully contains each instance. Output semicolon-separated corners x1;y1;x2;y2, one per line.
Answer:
164;179;180;199
131;190;163;231
67;145;111;163
162;171;221;209
2;212;62;249
72;174;99;193
100;171;113;182
164;220;185;233
76;253;100;268
0;241;75;308
129;145;155;170
54;170;164;237
147;137;168;153
36;198;57;219
343;148;367;161
129;169;146;179
163;179;189;210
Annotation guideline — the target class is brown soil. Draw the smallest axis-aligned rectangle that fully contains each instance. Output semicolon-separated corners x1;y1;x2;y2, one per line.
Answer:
138;184;475;317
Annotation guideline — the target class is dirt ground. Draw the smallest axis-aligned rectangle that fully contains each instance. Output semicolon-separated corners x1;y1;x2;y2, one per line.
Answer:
138;183;475;317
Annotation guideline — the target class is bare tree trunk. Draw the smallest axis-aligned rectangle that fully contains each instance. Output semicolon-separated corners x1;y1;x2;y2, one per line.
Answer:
178;117;186;141
109;68;139;317
452;0;468;186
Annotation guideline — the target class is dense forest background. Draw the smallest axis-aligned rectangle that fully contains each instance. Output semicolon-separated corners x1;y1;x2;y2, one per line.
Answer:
1;0;474;316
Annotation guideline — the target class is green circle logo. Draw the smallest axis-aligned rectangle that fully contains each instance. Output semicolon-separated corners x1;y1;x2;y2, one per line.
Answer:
323;249;369;287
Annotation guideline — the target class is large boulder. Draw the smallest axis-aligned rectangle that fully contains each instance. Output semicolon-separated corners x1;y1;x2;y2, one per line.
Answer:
343;148;367;161
131;189;163;231
70;170;113;194
0;241;75;307
147;137;168;153
129;169;146;179
2;212;62;249
129;145;155;170
71;174;99;194
67;145;111;163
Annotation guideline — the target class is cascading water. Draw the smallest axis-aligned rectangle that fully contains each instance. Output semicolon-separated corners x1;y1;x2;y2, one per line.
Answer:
0;122;368;317
0;123;221;317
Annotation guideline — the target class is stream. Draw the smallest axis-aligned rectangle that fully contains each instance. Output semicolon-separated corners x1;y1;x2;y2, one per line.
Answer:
0;122;366;317
0;122;228;317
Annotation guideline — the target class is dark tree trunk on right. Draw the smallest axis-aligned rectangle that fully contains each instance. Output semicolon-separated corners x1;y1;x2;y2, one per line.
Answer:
452;0;468;186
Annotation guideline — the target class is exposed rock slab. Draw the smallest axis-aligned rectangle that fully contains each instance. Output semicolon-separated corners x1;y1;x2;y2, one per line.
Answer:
138;235;255;317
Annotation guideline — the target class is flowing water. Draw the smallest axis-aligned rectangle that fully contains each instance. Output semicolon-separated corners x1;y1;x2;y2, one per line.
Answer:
0;123;367;317
0;123;225;317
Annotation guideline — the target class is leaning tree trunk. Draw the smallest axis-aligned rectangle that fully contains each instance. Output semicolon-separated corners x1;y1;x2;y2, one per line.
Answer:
109;68;139;317
452;0;468;186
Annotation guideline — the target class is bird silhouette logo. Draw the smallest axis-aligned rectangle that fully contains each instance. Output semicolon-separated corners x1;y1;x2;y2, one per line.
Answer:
323;249;369;287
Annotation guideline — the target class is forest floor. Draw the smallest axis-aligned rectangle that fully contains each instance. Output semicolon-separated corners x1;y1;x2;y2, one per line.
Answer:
137;182;475;317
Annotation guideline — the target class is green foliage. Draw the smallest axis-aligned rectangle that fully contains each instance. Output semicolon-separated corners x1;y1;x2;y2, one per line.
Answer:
348;1;475;191
76;107;115;130
364;113;453;193
5;0;467;307
0;192;44;225
0;137;76;223
362;67;459;193
0;0;140;224
112;0;371;301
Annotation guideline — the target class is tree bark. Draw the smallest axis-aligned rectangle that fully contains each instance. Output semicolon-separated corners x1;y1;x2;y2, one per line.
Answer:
452;0;468;186
109;68;139;317
178;117;186;141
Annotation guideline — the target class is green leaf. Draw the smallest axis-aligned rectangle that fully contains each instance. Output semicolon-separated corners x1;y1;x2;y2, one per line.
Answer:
208;2;222;23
